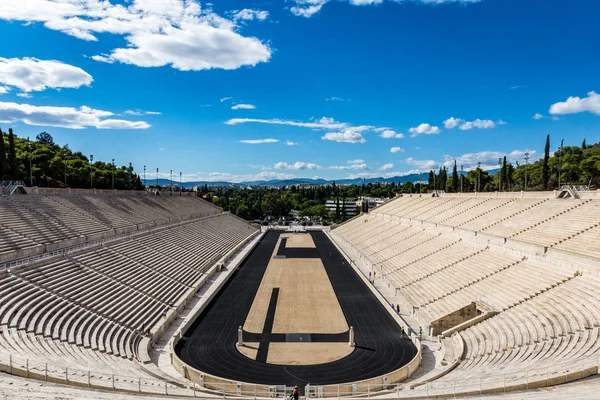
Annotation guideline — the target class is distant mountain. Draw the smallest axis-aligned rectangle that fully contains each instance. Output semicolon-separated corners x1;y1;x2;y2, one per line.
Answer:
143;169;507;188
142;174;433;189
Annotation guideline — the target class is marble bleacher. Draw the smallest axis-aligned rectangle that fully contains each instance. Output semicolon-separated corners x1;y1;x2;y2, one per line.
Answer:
0;193;222;264
0;192;258;392
333;193;600;395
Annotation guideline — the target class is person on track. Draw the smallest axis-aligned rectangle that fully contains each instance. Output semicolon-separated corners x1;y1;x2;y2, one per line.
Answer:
291;386;300;400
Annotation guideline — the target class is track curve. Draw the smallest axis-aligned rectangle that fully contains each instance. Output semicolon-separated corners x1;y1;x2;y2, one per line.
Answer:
176;231;417;387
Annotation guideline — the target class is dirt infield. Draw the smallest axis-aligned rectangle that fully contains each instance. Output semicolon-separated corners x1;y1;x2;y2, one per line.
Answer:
176;231;416;387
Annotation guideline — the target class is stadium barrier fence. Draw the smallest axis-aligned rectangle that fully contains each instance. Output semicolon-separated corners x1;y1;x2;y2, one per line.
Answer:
0;350;598;398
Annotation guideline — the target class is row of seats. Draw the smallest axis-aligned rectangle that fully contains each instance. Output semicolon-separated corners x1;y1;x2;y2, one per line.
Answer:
334;194;600;394
0;194;222;263
444;275;600;378
0;212;257;381
362;195;600;261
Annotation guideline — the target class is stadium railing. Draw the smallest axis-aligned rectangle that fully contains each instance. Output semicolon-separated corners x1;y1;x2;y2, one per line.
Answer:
1;350;597;398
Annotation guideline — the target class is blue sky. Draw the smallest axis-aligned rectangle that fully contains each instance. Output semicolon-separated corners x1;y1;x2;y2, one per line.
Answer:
0;0;599;182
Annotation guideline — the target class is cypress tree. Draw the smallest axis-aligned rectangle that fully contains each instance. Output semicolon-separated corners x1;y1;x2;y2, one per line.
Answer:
0;128;6;179
452;160;459;192
582;139;587;149
502;156;507;191
542;134;550;190
7;128;17;179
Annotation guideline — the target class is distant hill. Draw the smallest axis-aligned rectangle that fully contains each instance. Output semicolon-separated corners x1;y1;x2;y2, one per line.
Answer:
143;174;438;189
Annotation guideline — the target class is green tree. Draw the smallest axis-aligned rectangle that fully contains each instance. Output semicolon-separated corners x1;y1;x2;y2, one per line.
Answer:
7;128;17;179
236;203;251;220
452;160;459;192
0;128;6;179
582;139;587;149
36;132;54;146
542;134;550;190
428;170;435;190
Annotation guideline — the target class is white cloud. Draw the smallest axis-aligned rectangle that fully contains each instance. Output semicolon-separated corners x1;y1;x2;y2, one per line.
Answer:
239;138;279;144
125;109;161;116
0;57;92;93
379;129;404;139
0;101;150;129
440;150;538;171
225;116;348;130
405;149;538;173
459;119;496;130
325;96;346;102
549;91;600;116
409;123;441;137
231;103;256;110
322;130;366;143
232;9;269;21
0;1;271;72
274;161;321;170
379;163;393;171
405;157;438;170
291;0;481;18
17;93;33;99
532;113;559;121
348;159;365;164
390;147;404;153
496;119;507;125
225;116;393;142
290;1;327;17
286;140;300;146
329;162;369;170
220;97;233;102
0;86;9;95
444;117;462;129
445;117;497;131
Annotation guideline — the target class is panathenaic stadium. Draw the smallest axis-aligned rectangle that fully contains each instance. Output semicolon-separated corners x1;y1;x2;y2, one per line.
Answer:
2;187;600;399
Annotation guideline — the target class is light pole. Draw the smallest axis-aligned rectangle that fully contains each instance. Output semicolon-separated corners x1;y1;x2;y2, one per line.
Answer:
477;161;481;192
156;168;159;189
64;162;67;188
170;170;173;196
524;152;529;191
112;158;115;190
89;154;94;189
179;172;182;196
28;138;33;186
143;165;146;189
461;165;464;193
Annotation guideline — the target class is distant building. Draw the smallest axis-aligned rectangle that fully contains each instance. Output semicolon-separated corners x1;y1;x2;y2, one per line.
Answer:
325;198;358;217
358;197;389;211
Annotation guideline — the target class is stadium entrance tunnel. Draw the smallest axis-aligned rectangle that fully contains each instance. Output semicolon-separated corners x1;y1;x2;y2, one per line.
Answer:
173;231;418;389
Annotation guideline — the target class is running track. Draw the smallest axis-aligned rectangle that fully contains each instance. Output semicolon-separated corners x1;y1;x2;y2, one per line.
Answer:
175;231;417;387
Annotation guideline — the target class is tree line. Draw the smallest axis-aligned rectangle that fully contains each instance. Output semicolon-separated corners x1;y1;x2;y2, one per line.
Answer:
2;127;598;221
0;128;144;190
425;136;600;193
